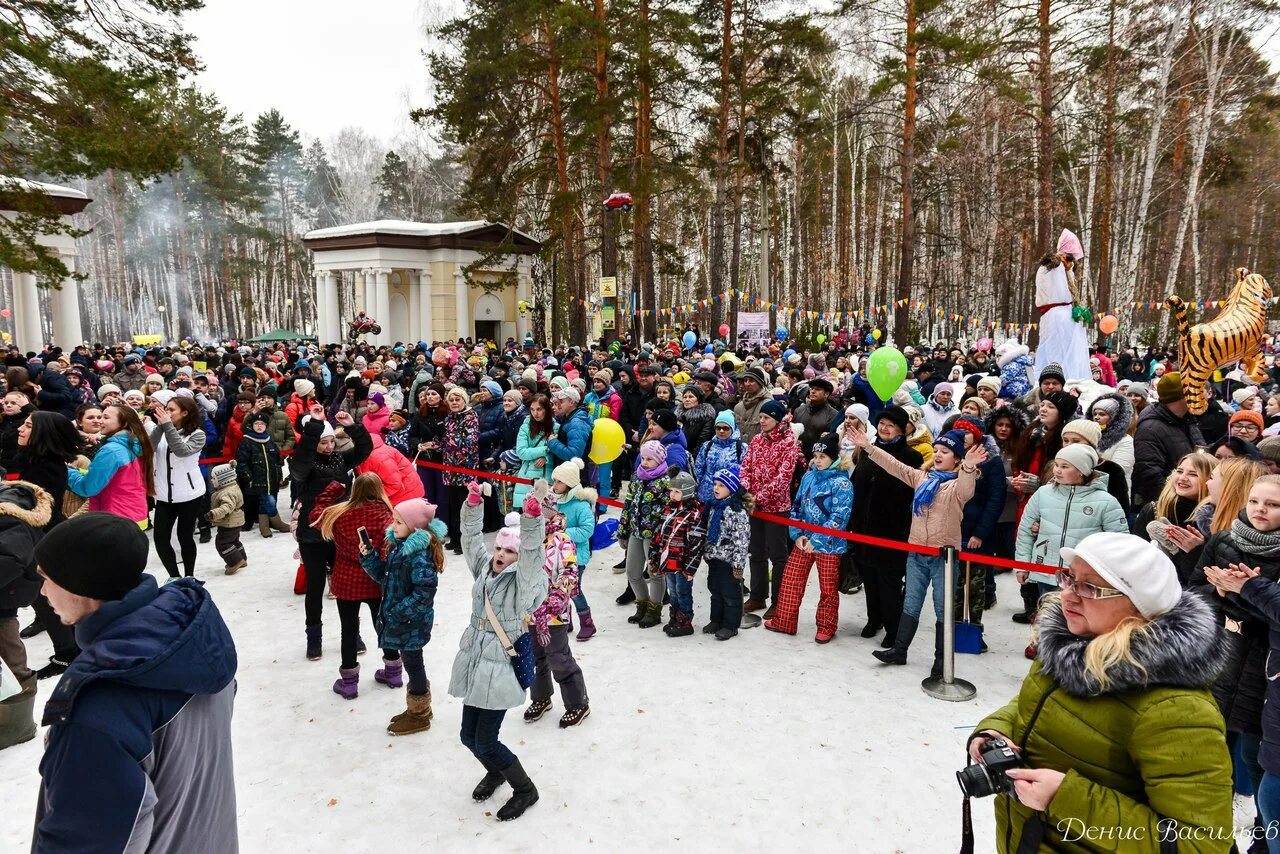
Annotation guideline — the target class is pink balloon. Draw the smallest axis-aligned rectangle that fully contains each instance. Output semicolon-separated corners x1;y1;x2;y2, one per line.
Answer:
718;323;730;337
0;309;10;318
976;337;992;352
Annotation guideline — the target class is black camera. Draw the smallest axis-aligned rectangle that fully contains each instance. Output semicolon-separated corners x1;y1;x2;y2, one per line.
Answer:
956;738;1024;798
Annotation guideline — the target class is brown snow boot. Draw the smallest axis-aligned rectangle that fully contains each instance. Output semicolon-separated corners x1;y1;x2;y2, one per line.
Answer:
258;514;272;538
269;514;291;533
387;690;432;736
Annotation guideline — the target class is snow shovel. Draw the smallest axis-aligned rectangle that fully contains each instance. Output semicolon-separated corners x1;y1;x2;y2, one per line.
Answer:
954;562;984;655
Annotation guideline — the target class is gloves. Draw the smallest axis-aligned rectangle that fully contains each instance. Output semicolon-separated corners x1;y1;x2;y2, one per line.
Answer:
524;495;542;517
465;481;484;506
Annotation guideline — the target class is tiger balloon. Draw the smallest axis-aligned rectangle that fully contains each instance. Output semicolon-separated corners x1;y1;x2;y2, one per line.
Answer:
1165;268;1272;416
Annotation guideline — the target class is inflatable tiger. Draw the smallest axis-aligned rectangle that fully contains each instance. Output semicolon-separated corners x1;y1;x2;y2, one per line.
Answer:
1165;268;1271;415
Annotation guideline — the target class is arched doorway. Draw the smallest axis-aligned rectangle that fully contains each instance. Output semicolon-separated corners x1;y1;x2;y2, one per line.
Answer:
473;292;504;344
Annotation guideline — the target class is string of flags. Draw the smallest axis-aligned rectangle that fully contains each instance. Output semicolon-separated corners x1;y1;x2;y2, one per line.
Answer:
565;287;1279;332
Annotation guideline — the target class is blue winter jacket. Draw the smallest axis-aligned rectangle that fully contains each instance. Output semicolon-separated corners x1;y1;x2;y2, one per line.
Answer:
362;527;441;651
657;428;690;474
495;405;528;455
693;429;746;503
35;576;238;853
960;436;1008;550
789;465;854;554
476;398;505;462
558;493;596;567
547;406;592;466
850;373;888;419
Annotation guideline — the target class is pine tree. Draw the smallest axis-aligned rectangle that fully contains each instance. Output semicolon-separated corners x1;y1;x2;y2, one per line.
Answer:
303;139;343;229
376;151;413;219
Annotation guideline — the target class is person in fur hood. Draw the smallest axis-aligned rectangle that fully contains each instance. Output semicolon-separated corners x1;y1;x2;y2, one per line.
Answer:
970;532;1232;853
995;340;1033;400
1084;391;1135;485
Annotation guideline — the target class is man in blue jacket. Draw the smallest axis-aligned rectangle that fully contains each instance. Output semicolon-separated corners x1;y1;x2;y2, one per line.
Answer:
31;512;239;853
547;387;593;467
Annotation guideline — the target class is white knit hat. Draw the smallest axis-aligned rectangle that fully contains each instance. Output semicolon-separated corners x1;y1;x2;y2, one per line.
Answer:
1055;443;1099;478
301;414;335;439
552;457;584;489
1061;418;1102;449
1060;532;1181;619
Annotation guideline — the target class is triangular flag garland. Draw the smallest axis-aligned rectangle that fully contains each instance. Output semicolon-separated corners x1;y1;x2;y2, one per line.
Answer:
562;287;1275;334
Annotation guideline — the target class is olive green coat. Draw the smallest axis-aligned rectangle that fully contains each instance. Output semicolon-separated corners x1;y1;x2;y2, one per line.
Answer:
972;592;1233;853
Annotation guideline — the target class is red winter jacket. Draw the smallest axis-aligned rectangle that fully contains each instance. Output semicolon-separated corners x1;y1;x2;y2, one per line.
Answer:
328;500;394;601
356;435;426;506
740;423;802;513
223;406;248;458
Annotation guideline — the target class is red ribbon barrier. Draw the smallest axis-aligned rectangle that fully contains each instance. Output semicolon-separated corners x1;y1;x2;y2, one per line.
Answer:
35;444;1047;574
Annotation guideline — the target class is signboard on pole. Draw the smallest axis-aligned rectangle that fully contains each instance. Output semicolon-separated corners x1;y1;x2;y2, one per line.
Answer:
599;276;617;298
736;311;770;348
601;306;616;330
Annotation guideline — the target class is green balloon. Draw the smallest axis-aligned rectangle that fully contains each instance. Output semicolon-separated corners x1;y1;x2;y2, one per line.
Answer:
866;346;907;401
816;333;826;345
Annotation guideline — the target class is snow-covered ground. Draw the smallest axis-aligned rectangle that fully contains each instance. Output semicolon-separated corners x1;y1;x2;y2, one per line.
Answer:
0;521;1037;852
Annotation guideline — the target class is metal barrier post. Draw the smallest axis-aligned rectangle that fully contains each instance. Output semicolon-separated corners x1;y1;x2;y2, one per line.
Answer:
922;546;976;702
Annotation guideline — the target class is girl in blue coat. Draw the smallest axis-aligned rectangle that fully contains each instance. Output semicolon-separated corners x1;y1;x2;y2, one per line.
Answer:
764;433;854;642
693;409;746;503
551;458;599;640
359;497;447;737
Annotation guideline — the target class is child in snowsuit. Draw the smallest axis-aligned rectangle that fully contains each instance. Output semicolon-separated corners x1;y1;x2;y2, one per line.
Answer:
764;433;854;643
235;408;288;538
359;496;446;736
650;470;707;638
701;465;750;640
207;463;247;575
315;472;396;699
523;495;591;728
550;458;599;640
618;439;671;628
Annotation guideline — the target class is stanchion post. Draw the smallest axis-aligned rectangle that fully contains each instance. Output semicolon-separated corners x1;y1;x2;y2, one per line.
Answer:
922;546;976;702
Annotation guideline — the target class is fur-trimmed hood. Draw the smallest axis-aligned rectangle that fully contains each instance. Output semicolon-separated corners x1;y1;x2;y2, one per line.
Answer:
1037;591;1227;697
996;342;1029;369
0;480;53;529
1085;391;1134;453
984;404;1029;444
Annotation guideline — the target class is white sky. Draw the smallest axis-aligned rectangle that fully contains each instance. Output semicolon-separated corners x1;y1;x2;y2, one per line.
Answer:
186;0;429;143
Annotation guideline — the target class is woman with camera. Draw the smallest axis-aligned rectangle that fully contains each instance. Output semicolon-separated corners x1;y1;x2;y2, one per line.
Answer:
967;531;1232;851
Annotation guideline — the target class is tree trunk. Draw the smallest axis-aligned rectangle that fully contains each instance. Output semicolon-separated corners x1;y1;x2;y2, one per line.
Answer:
894;0;917;346
1037;0;1054;250
544;18;580;343
1094;0;1116;337
708;0;733;331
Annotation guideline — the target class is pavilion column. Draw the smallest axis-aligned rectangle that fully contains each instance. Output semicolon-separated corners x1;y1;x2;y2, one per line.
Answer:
416;267;433;346
454;268;470;341
515;259;529;342
313;269;329;343
372;268;391;346
11;271;42;353
324;270;340;343
53;255;83;346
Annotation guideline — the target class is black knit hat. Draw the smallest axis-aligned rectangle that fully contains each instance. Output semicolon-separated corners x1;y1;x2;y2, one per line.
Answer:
35;512;149;601
653;409;679;432
1044;389;1079;425
876;405;910;433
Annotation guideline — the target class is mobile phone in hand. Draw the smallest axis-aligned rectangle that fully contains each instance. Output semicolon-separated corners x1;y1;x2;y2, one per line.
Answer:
357;526;373;551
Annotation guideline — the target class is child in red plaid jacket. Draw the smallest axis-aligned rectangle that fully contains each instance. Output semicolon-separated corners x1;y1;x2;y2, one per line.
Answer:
649;471;707;637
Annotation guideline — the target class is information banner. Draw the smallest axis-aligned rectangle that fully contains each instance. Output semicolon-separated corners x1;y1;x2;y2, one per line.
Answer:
736;311;770;348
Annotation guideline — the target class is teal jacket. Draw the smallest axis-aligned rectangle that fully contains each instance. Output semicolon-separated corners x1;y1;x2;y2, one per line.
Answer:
512;419;554;507
556;491;597;568
1015;478;1128;584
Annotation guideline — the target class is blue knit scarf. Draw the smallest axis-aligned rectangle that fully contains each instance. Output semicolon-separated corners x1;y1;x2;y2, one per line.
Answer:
912;469;957;517
703;493;740;544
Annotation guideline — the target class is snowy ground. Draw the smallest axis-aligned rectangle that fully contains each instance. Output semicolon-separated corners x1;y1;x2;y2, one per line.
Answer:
0;518;1040;852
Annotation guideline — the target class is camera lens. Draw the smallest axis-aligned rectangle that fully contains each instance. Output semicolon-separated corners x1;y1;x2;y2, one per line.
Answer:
956;764;994;799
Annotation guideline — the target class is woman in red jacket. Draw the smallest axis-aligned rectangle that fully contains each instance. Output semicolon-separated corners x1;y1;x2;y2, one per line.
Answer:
315;473;397;699
740;400;803;619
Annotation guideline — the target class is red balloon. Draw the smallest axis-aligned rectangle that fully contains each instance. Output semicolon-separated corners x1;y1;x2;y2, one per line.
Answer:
1;309;11;319
718;323;730;337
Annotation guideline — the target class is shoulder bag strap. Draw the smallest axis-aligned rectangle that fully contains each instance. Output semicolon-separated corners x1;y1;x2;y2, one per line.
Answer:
483;586;518;658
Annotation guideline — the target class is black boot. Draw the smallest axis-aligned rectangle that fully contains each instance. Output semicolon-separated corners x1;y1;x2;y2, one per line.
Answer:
19;619;44;640
306;625;322;661
616;585;636;606
1013;581;1038;623
873;614;918;665
859;622;882;639
931;623;944;678
472;759;506;801
496;760;539;821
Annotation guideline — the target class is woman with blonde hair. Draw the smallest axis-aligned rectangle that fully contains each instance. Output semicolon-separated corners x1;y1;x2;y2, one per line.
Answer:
969;532;1231;850
1132;451;1217;584
315;472;397;700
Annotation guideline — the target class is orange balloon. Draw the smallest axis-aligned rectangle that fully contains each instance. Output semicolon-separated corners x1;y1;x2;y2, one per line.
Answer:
1098;314;1119;335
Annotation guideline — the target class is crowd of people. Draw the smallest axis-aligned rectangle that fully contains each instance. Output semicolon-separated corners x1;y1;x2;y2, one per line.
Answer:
2;331;1280;850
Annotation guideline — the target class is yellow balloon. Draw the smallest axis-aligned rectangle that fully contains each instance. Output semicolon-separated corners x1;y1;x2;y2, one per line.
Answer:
589;417;625;464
